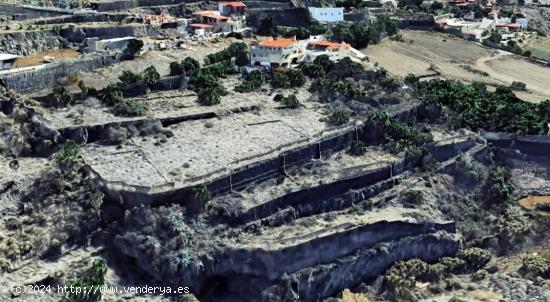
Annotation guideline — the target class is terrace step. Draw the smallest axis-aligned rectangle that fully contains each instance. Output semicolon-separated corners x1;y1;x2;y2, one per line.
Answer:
195;209;458;301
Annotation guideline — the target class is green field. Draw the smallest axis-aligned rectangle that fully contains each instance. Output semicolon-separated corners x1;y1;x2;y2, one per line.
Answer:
526;38;550;61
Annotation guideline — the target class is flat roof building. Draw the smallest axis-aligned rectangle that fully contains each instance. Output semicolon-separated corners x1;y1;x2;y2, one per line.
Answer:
0;54;20;70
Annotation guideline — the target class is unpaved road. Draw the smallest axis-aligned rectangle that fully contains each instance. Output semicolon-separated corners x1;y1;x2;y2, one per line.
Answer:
365;30;550;103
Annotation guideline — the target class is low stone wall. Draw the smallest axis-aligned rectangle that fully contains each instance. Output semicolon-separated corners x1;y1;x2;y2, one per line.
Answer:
89;0;200;11
482;132;550;156
234;158;415;225
0;3;71;20
94;103;479;207
0;53;119;93
211;221;456;282
263;231;460;301
59;24;159;43
32;12;132;25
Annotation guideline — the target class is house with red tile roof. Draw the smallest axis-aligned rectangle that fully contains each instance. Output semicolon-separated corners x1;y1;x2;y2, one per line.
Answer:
189;2;247;34
304;40;366;62
250;37;302;68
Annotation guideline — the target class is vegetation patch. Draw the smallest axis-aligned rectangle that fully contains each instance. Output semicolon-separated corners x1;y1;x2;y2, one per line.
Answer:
415;79;548;134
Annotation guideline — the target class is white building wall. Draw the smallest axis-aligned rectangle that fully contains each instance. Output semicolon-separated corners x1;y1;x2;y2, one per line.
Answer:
308;7;344;23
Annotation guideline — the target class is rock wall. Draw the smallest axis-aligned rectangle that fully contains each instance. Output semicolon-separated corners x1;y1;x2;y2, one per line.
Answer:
247;8;311;28
89;0;200;11
210;221;456;283
0;53;119;93
261;231;460;302
0;30;68;56
32;12;133;25
0;3;70;20
482;132;550;156
233;158;417;225
59;24;159;43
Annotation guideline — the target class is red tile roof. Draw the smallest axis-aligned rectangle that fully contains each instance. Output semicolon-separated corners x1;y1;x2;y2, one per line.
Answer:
221;1;247;7
496;22;521;28
308;40;350;49
192;11;230;20
190;23;215;29
255;37;297;48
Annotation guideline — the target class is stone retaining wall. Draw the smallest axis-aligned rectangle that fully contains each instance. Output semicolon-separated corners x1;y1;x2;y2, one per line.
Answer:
482;132;550;156
0;53;119;93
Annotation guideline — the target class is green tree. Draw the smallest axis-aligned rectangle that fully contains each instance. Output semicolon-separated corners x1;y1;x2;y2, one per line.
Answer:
142;66;160;87
257;16;278;37
182;57;200;74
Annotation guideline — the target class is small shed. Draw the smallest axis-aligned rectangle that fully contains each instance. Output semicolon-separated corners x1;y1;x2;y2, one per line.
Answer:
0;54;20;70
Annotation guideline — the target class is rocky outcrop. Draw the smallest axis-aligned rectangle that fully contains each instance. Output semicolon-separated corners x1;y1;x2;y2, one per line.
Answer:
0;30;68;56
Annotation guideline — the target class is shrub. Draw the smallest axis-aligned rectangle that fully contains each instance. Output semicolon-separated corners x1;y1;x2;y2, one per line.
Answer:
366;110;432;155
235;70;267;92
287;69;306;87
67;258;108;302
519;255;550;279
169;61;184;76
55;140;81;170
113;99;147;116
193;185;212;203
182;57;200;75
329;109;350;125
313;55;334;72
471;269;488;281
310;78;360;98
349;140;366;156
101;85;123;106
204;42;247;65
123;39;143;59
142;66;160;87
384;259;428;299
281;94;301;109
416;79;547;134
53;86;74;107
404;73;419;86
539;99;550;121
198;86;224;106
77;80;88;95
272;72;291;89
488;166;513;203
510;81;527;91
455;153;484;183
257;16;278;37
299;63;325;78
404;189;424;204
439;257;467;274
327;57;364;80
457;248;492;272
119;70;142;86
495;206;532;250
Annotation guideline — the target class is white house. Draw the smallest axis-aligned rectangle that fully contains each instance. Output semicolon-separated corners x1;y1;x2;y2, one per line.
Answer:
308;7;344;23
0;54;19;70
190;2;247;34
303;40;366;62
250;37;302;68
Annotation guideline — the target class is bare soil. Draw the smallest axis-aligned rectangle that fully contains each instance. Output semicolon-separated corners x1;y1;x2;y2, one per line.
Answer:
13;49;80;68
365;30;550;102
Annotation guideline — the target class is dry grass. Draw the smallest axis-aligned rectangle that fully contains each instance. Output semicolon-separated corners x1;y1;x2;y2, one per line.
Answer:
13;49;80;68
365;30;550;102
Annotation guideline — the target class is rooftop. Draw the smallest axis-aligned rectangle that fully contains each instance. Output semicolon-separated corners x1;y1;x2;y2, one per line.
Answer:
308;40;350;49
190;23;216;29
255;37;298;48
496;22;522;28
0;54;20;61
221;1;247;7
